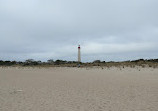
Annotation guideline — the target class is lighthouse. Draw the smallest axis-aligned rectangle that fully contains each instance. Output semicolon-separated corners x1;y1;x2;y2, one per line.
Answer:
78;45;81;63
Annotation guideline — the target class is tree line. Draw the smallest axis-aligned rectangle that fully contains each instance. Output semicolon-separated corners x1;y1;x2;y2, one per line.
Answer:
0;59;78;66
0;58;158;66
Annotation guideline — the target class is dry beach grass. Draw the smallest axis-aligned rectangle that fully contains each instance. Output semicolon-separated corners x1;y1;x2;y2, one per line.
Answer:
0;67;158;111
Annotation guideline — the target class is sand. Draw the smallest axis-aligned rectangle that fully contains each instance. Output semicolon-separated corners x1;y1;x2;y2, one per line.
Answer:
0;67;158;111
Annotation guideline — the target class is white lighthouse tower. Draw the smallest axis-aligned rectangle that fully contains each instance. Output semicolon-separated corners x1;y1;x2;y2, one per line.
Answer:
78;45;81;63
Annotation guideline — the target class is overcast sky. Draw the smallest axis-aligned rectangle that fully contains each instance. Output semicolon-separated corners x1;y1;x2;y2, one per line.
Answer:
0;0;158;62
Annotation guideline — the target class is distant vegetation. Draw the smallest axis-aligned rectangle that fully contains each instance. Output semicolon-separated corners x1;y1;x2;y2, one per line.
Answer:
0;59;78;67
0;59;158;68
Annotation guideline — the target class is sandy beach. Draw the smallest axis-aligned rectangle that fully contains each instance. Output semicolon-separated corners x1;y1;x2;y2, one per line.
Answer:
0;67;158;111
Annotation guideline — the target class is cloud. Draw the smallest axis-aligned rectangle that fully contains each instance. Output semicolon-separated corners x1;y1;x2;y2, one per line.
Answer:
0;0;158;62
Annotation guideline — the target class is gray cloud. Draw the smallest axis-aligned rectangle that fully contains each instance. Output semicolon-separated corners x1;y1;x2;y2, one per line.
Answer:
0;0;158;62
